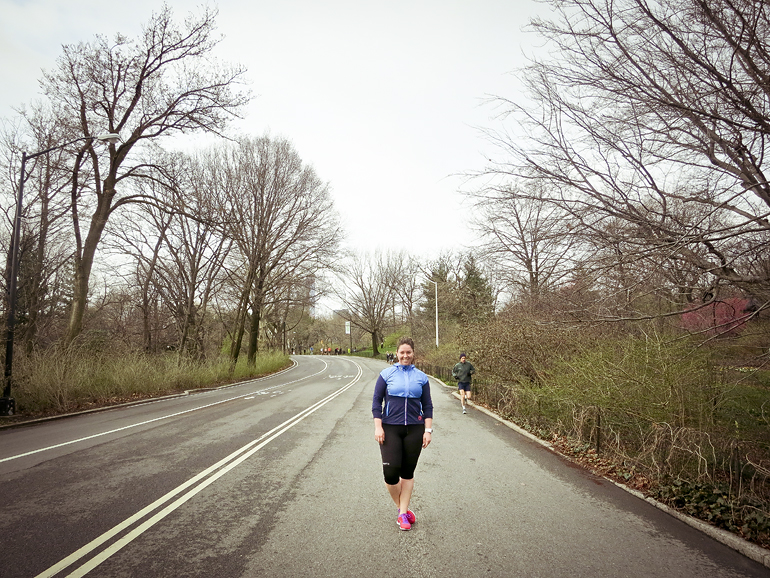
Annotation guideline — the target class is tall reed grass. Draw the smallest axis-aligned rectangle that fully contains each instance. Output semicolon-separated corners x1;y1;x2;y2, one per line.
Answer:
14;348;290;415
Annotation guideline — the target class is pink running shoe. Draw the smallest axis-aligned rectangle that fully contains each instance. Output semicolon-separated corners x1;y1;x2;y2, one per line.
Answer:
398;513;412;531
398;509;416;524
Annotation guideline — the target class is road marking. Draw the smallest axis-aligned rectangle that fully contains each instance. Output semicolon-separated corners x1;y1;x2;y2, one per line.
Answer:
0;360;330;464
35;359;363;578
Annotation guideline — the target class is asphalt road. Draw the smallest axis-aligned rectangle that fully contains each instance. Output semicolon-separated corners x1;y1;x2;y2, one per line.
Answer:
0;355;767;577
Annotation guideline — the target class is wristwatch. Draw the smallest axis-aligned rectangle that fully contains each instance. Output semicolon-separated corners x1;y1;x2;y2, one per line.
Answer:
425;428;433;433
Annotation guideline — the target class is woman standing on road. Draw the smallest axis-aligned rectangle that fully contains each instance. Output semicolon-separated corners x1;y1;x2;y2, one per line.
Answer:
372;336;433;531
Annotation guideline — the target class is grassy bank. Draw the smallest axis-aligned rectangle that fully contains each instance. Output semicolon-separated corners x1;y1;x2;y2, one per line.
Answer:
12;348;291;417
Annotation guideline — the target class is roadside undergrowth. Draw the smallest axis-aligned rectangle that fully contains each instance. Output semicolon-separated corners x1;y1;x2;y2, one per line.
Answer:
472;397;770;550
9;348;291;418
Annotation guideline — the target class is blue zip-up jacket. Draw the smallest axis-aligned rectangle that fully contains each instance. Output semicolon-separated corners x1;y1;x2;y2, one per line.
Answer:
372;364;433;425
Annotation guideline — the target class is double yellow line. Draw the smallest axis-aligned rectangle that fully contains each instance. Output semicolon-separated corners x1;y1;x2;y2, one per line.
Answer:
36;362;363;578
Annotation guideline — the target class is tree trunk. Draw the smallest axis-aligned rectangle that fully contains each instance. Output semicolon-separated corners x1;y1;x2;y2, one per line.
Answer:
230;274;253;363
247;307;262;365
231;312;246;363
247;291;264;366
142;222;168;353
24;220;47;354
371;331;379;356
24;164;53;353
141;294;154;353
66;188;113;345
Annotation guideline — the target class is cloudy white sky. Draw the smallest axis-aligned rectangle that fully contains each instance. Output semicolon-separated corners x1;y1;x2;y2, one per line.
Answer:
0;0;544;257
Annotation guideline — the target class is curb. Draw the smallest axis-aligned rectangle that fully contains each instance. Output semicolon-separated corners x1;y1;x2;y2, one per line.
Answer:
436;378;770;569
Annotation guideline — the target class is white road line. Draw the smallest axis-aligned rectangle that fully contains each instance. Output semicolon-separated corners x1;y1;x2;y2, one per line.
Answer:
35;359;362;578
0;360;330;464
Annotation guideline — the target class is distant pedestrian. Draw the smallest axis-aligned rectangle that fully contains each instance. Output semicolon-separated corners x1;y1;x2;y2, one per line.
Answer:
452;353;476;414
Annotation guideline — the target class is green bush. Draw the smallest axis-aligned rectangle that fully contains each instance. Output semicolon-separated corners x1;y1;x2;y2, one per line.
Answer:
441;316;770;547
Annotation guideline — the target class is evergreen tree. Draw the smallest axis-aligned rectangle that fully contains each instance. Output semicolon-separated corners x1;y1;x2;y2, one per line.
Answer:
460;255;495;324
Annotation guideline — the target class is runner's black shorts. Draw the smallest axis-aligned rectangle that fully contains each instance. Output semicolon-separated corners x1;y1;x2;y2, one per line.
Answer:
379;423;425;485
458;381;471;392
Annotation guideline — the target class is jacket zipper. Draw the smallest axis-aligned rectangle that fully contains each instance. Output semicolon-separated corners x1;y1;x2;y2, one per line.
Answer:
403;366;408;424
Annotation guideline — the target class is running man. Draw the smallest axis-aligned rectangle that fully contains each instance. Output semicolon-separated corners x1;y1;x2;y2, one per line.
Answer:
452;353;476;414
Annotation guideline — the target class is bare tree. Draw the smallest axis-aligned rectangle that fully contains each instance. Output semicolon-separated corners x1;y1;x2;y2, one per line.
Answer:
1;106;89;350
162;155;232;358
394;255;422;336
222;135;341;364
336;250;408;355
260;274;317;353
485;0;770;315
106;204;173;352
470;180;580;302
111;151;234;357
39;5;249;344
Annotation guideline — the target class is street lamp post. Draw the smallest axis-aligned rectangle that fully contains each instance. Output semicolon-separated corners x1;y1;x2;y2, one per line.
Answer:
427;279;438;348
0;133;121;416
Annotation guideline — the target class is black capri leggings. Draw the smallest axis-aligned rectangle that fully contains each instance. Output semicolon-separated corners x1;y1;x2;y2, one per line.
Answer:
379;424;425;485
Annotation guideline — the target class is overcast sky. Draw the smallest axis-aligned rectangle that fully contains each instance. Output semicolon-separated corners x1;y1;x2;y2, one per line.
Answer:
0;0;543;258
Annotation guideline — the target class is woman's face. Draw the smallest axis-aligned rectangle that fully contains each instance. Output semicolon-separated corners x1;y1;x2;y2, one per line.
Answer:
397;343;415;365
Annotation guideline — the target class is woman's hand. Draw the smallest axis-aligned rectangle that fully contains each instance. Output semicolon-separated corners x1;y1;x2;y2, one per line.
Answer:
422;431;432;448
374;425;385;444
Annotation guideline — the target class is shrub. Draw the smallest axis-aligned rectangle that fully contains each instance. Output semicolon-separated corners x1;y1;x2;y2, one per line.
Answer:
444;317;770;546
681;298;754;337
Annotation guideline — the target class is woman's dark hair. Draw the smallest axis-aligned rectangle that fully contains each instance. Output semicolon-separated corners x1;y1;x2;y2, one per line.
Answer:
397;336;415;350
